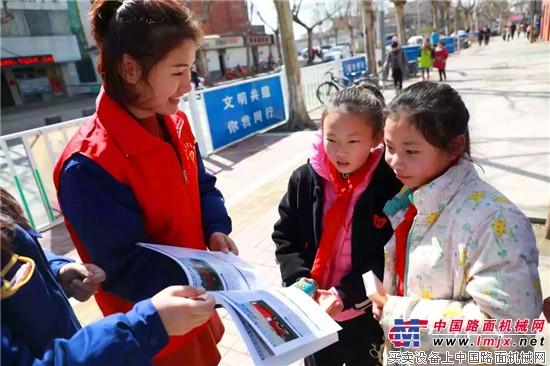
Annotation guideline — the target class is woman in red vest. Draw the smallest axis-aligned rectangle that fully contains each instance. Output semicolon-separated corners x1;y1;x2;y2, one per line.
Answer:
53;1;236;365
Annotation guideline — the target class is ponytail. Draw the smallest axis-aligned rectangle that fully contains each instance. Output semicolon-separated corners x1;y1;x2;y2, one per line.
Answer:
89;0;124;49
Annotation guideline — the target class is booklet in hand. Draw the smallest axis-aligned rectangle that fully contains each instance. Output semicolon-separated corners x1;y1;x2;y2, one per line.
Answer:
138;243;342;366
362;270;388;307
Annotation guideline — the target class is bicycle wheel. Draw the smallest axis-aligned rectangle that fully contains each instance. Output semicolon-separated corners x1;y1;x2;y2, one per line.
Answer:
316;82;339;105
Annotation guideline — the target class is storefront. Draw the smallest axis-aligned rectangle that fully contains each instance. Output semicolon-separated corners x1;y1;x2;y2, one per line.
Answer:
202;35;245;79
246;35;274;72
200;34;274;79
1;54;65;107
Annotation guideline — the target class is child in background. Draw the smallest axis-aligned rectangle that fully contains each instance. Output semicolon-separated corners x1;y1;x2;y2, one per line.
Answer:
375;82;541;364
273;85;402;366
433;41;449;82
418;38;434;81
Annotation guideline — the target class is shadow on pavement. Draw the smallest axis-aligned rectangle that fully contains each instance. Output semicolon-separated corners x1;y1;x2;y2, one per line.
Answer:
204;132;292;174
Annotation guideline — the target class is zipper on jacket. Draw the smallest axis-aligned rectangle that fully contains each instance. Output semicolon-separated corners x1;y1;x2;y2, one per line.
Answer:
183;169;188;184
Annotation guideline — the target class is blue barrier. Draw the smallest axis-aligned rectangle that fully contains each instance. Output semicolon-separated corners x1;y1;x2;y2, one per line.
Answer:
203;75;286;150
402;45;420;62
440;37;455;53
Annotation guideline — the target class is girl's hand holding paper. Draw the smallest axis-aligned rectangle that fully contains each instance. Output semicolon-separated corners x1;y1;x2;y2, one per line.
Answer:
362;271;388;321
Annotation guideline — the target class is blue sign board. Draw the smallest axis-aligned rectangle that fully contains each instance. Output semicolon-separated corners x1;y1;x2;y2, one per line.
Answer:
342;56;368;75
203;75;286;150
440;37;455;53
342;56;368;86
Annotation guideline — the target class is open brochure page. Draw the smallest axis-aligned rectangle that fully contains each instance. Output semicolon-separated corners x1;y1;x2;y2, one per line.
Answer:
211;286;341;364
137;243;267;291
228;308;276;365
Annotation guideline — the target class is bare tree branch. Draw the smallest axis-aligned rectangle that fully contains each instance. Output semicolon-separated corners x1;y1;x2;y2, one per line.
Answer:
1;0;14;24
256;10;277;33
198;0;213;24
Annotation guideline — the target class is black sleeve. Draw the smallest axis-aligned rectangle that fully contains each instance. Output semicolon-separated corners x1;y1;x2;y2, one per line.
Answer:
272;170;311;287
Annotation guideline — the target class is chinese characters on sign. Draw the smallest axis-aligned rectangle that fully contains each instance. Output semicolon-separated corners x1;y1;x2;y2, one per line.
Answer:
0;55;54;67
203;75;286;150
342;56;367;75
387;350;546;365
341;56;368;86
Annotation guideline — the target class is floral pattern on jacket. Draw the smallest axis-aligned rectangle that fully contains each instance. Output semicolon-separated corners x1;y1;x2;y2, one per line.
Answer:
380;158;542;365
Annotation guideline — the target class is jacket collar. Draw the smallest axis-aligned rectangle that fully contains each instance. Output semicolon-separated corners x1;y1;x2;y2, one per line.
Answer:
309;129;330;181
385;158;478;218
95;86;179;157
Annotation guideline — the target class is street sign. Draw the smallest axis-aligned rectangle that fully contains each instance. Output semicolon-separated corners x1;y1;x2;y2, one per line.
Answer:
203;75;286;150
342;55;368;86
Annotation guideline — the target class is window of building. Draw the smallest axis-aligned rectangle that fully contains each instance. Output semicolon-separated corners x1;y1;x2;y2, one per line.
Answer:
24;10;69;36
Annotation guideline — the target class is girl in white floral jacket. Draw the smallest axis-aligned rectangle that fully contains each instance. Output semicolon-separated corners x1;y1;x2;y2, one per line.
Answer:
375;82;542;365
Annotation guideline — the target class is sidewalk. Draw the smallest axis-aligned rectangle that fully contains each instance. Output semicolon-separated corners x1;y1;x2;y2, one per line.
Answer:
37;38;549;364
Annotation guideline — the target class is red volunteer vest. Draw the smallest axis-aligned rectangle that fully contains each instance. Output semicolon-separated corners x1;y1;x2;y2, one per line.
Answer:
53;89;215;359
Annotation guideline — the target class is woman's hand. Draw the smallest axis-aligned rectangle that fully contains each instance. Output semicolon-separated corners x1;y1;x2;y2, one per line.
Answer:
58;263;106;302
209;232;239;255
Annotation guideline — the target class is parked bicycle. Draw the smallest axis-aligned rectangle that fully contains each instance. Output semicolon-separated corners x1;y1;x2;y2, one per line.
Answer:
316;69;385;105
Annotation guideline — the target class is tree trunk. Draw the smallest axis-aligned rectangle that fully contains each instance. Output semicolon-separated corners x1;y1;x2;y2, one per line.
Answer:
198;49;211;85
498;11;505;34
432;0;439;31
394;1;407;46
274;0;315;130
361;0;377;74
245;34;252;77
464;11;471;31
307;28;314;65
349;27;354;54
274;30;282;62
442;2;452;35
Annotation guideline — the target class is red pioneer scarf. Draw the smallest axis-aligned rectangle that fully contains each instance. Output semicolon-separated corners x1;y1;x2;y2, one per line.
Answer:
310;154;377;284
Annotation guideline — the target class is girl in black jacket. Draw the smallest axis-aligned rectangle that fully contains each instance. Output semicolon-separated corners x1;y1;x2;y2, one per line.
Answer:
273;85;402;366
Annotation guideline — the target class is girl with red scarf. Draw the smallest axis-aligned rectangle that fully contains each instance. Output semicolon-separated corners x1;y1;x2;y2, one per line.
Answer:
273;85;402;366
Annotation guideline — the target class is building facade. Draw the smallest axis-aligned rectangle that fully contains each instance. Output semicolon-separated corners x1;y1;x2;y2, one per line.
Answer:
0;0;97;108
187;0;273;80
188;0;249;35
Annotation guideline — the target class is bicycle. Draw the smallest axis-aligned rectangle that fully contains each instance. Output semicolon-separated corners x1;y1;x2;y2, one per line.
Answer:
316;69;385;105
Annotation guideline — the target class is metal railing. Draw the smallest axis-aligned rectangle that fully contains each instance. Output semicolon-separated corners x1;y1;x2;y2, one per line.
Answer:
0;56;361;231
